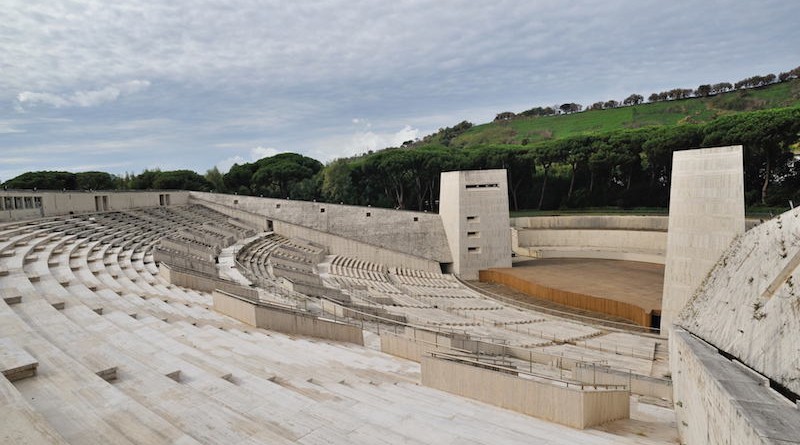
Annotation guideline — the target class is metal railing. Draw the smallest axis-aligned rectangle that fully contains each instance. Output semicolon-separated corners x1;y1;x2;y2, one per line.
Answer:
428;350;628;391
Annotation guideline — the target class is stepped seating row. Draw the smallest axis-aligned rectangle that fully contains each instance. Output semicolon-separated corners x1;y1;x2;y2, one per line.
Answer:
316;253;663;370
158;235;218;261
236;233;289;267
151;206;259;278
224;237;315;309
390;272;460;289
235;234;346;301
329;256;390;282
169;206;255;239
272;247;315;267
330;275;405;296
1;206;649;444
402;284;487;299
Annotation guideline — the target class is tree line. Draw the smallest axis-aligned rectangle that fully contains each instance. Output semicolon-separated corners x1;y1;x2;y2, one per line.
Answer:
314;106;800;211
491;65;800;122
2;169;215;193
4;107;799;214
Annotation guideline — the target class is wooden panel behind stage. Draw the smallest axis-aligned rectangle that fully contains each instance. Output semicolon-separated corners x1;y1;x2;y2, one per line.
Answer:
479;258;664;327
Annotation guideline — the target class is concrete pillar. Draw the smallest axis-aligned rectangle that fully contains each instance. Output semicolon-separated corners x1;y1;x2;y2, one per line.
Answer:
660;146;745;334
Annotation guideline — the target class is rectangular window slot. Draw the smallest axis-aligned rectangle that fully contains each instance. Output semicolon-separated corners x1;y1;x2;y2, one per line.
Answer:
276;203;281;209
466;216;479;223
467;247;481;253
467;231;480;238
366;212;371;217
413;217;419;222
320;208;325;213
465;183;499;189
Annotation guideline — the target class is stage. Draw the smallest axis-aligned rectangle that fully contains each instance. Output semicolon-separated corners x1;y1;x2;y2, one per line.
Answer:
479;258;665;328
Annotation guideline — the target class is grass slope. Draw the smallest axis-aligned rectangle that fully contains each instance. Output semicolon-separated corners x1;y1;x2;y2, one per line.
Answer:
451;79;800;146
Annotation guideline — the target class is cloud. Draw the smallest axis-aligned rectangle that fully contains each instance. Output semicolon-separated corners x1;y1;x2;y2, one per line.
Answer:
250;146;283;161
61;161;132;172
306;124;422;161
0;122;25;134
215;155;245;173
350;125;419;153
2;0;799;178
215;146;286;173
15;92;70;108
16;80;151;109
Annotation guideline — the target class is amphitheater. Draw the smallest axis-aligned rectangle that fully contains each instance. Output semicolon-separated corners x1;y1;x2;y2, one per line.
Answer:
1;150;798;445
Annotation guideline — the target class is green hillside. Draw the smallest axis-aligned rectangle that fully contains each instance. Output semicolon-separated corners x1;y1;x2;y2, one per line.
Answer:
6;73;800;214
448;79;800;147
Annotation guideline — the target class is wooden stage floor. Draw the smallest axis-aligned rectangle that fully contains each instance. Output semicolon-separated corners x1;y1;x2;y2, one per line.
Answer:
481;258;665;326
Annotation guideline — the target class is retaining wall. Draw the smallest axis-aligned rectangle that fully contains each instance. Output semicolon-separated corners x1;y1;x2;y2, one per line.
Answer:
212;290;364;345
190;192;451;264
0;190;189;222
479;269;652;326
670;328;800;445
379;332;452;362
573;363;672;401
421;355;630;429
192;194;443;273
159;263;219;292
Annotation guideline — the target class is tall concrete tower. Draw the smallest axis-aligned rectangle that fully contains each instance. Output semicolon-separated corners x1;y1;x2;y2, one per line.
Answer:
660;145;745;334
439;169;511;280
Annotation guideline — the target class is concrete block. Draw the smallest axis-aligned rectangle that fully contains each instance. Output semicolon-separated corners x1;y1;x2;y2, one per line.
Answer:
95;366;118;382
0;338;38;382
165;370;181;382
3;295;22;305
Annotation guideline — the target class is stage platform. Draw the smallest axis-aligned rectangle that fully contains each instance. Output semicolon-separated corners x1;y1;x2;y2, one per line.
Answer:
479;258;664;329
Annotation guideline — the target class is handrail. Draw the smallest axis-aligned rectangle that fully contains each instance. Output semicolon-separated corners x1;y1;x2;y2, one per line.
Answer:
428;351;628;391
380;330;587;386
213;288;352;326
228;237;663;383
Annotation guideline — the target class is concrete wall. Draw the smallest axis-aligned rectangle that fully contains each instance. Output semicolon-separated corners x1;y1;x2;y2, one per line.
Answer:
573;363;672;401
660;146;745;334
439;170;511;279
513;228;666;264
0;191;189;222
421;355;630;429
273;220;442;273
190;192;451;264
479;269;653;326
153;249;218;276
212;290;364;345
212;288;258;325
379;331;453;362
159;264;219;292
670;328;800;445
677;206;800;397
512;215;669;231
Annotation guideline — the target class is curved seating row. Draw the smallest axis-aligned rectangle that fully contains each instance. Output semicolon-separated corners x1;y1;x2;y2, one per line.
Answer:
4;206;669;444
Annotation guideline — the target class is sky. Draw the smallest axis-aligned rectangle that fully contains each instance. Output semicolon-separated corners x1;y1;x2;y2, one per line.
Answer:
1;0;799;181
